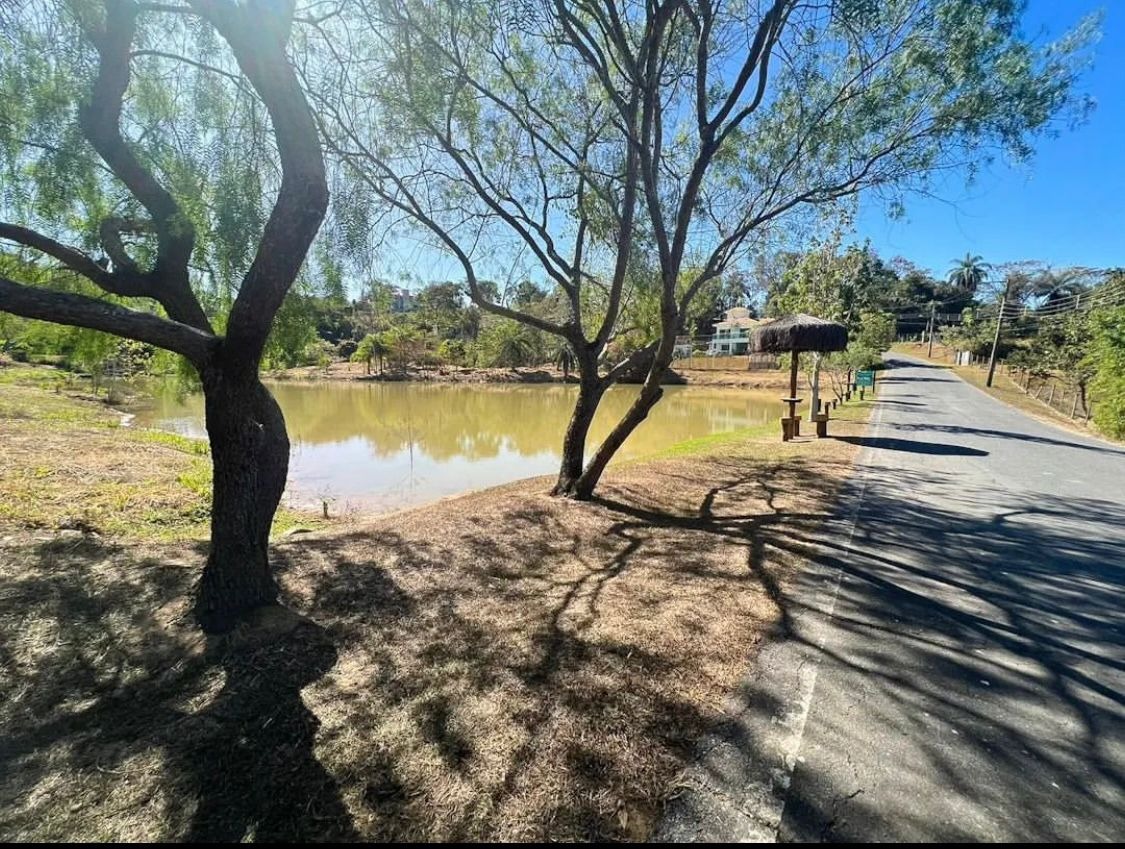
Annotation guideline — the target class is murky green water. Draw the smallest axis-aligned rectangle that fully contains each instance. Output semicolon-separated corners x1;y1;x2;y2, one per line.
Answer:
136;381;784;513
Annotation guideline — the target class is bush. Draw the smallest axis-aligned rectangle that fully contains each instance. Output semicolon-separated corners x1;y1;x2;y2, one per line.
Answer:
1089;306;1125;438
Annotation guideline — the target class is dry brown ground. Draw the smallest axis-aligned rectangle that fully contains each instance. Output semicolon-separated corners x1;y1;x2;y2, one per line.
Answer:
0;368;872;841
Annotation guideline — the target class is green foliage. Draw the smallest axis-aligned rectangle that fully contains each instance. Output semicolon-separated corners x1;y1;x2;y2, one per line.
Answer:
352;332;389;373
437;338;467;365
415;281;465;339
383;325;424;369
947;254;992;293
262;291;320;370
1088;307;1125;438
1022;312;1094;385
943;307;998;357
475;319;541;368
768;240;893;331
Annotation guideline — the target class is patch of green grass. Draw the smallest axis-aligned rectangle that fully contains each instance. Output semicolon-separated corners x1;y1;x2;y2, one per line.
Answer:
645;397;875;462
0;363;72;387
1;366;332;543
133;428;209;455
0;386;112;426
653;421;776;459
175;458;212;499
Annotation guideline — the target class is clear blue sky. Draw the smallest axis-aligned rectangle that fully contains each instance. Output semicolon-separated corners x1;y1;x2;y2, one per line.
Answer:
856;1;1124;277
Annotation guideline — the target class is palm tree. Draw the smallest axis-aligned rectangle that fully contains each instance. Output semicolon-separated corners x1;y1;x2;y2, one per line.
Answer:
947;253;992;293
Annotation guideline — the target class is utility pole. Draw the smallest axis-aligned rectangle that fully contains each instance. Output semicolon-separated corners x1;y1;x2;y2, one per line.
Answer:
986;280;1010;387
926;300;937;358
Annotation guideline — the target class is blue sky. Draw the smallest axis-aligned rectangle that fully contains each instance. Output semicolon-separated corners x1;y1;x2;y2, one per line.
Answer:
856;1;1124;277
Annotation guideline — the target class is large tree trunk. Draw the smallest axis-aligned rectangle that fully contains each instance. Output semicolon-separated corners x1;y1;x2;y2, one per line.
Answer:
194;362;289;633
572;346;673;500
552;355;605;497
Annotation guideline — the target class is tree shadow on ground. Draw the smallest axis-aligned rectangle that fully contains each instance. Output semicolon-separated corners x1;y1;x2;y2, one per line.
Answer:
0;449;855;842
0;536;356;842
886;420;1124;455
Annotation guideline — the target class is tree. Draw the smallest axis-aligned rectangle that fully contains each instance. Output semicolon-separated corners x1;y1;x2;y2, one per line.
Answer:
415;281;465;339
768;240;892;414
1025;311;1095;414
0;0;328;632
308;0;1095;499
383;324;423;369
1088;305;1125;438
948;253;993;294
353;331;389;374
944;307;1000;357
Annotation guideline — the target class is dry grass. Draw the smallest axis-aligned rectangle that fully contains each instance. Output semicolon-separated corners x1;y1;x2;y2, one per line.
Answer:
0;365;321;539
0;362;873;841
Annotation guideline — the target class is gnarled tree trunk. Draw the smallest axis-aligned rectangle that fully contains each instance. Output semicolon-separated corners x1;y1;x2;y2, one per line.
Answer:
553;348;606;497
194;359;290;632
574;379;664;500
569;328;679;500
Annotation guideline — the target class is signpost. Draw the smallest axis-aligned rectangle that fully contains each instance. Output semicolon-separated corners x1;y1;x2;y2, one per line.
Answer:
856;369;875;399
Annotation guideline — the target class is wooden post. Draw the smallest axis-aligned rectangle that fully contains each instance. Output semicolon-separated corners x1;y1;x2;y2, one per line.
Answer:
1070;390;1080;419
986;281;1010;387
789;351;799;416
925;301;936;358
1047;379;1056;407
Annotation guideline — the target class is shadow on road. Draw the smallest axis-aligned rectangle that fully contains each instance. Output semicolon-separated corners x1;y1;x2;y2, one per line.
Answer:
747;466;1125;841
887;421;1124;456
833;435;989;456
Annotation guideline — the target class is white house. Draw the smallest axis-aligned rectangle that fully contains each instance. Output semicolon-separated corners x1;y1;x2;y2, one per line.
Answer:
707;307;761;356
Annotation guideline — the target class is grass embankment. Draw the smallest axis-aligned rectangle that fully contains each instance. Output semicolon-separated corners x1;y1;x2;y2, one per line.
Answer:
0;363;872;841
0;365;322;540
890;342;1110;440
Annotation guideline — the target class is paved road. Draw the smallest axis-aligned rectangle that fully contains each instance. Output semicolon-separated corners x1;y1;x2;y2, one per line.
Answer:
660;355;1125;842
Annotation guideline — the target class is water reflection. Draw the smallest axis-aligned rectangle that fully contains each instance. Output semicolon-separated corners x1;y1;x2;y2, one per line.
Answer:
137;382;784;513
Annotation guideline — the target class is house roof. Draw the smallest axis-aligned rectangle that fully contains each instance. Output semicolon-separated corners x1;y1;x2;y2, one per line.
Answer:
715;307;761;330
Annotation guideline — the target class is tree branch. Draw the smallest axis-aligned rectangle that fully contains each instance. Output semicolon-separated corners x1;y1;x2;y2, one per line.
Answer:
79;0;209;331
190;0;330;363
1;223;115;290
0;276;216;364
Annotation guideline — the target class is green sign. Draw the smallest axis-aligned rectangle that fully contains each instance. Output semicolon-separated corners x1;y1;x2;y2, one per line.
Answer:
856;370;875;388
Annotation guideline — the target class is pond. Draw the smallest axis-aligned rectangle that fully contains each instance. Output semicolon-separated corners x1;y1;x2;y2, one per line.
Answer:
136;381;785;514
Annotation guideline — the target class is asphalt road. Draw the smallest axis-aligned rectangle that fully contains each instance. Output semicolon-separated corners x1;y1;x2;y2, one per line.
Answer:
660;355;1125;842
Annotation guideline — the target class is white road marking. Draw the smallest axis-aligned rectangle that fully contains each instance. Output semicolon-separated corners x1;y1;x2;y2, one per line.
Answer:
745;398;888;841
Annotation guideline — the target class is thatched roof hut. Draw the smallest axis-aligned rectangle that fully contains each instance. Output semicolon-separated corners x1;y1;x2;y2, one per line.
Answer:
752;314;849;441
750;313;848;354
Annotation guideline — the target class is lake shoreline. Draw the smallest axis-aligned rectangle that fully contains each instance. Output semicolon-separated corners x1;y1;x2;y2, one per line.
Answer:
272;359;794;390
137;377;794;514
